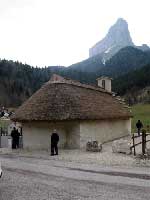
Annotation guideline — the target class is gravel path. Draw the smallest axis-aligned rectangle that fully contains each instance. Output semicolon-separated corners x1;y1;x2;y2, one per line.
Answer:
1;135;150;199
3;135;150;168
0;155;150;200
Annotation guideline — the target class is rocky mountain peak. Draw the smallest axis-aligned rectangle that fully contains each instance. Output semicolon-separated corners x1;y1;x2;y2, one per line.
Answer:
107;18;133;45
116;18;128;26
89;18;134;59
108;18;129;37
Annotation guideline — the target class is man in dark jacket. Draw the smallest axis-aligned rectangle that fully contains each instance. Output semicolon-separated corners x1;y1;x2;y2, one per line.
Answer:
51;129;59;156
136;120;143;136
11;127;20;149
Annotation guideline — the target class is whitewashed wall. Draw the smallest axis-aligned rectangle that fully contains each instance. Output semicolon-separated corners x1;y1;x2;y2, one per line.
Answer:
80;119;131;149
21;118;131;150
22;121;80;150
97;78;112;92
65;122;80;148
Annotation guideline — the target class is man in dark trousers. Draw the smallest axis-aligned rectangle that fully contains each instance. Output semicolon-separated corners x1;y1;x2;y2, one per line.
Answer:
11;127;20;149
51;129;59;156
136;120;143;136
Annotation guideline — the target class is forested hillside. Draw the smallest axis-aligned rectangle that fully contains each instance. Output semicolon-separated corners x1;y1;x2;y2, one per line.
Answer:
69;46;150;77
103;47;150;77
0;60;50;106
112;64;150;104
0;60;97;107
69;54;104;72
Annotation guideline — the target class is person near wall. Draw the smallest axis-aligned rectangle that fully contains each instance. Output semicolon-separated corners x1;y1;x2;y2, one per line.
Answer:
51;129;59;156
136;120;143;136
11;127;20;149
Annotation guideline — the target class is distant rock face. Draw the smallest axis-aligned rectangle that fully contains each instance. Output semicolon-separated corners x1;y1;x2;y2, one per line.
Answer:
89;18;136;62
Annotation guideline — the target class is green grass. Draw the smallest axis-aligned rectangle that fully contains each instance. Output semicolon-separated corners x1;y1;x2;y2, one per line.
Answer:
131;104;150;133
0;119;10;129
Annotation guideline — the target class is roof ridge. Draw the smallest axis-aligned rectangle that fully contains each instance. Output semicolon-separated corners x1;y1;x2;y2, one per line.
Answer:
48;74;112;94
47;79;112;94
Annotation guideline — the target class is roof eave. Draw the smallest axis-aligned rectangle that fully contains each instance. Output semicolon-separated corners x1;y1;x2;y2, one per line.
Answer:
11;115;132;123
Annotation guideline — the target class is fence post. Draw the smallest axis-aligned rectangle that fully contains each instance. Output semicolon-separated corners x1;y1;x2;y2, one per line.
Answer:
132;133;136;156
142;129;146;155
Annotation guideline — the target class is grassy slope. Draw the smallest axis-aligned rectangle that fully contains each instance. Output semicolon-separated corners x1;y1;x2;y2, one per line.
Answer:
131;104;150;133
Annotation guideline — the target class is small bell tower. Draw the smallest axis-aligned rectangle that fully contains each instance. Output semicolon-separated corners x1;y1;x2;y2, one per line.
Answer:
97;76;112;92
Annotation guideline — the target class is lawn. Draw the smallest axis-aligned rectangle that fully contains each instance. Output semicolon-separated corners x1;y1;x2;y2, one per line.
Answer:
131;104;150;133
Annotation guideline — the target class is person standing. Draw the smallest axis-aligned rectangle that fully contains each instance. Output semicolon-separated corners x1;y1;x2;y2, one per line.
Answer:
136;120;143;136
51;129;59;156
11;127;20;149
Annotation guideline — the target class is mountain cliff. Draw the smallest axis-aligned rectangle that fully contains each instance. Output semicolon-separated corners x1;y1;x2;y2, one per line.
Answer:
89;18;134;60
89;18;149;62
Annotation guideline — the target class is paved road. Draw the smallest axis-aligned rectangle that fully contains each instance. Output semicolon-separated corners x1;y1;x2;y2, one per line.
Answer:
0;155;150;200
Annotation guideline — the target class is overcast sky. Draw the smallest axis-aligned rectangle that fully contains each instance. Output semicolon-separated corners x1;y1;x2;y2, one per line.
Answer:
0;0;150;67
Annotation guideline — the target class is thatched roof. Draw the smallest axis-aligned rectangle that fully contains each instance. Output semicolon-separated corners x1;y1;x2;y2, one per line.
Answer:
11;74;132;122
